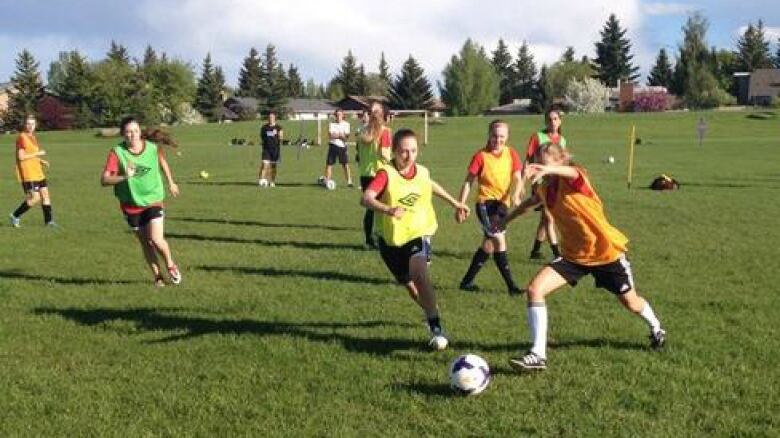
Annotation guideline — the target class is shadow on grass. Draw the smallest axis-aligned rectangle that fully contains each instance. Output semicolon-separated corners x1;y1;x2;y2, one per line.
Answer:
196;265;395;286
392;382;453;398
166;231;471;260
33;306;432;356
169;216;358;232
745;112;777;120
550;337;646;352
184;181;257;187
680;181;765;189
0;270;140;286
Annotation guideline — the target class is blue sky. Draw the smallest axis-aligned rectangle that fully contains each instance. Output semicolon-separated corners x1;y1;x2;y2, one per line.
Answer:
0;0;777;87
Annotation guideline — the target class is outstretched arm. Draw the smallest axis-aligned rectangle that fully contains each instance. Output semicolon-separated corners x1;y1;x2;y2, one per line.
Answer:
526;163;579;185
159;154;180;197
432;180;470;222
505;194;542;224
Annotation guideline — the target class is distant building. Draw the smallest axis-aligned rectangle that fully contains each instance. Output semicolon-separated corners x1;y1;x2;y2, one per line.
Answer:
426;99;447;118
334;95;390;113
0;82;14;127
485;99;533;115
284;98;337;120
609;82;669;112
223;97;259;121
733;69;780;105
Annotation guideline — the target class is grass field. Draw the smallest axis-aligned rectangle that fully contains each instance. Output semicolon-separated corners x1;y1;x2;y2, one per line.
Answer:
1;110;779;436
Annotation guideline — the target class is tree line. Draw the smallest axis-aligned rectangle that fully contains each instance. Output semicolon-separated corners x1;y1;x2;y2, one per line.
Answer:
3;12;780;129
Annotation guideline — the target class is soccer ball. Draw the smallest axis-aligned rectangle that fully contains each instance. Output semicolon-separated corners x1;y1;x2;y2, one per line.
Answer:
317;175;326;186
607;156;615;164
325;179;337;190
199;170;209;179
449;354;490;396
258;178;269;187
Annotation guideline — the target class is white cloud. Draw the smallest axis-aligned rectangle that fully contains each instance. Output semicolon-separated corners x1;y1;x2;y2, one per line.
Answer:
641;3;693;16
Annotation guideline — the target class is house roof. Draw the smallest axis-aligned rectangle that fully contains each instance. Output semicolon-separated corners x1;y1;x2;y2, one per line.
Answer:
224;96;259;108
748;69;780;98
284;98;337;113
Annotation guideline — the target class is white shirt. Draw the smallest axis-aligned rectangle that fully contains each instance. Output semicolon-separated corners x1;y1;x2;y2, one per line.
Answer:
329;121;351;148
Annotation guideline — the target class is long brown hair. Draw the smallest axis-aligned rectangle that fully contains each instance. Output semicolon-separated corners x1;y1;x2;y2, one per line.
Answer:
360;101;387;144
143;127;178;149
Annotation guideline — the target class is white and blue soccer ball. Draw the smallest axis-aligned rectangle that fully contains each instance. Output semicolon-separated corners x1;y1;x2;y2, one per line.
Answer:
449;354;491;396
325;179;337;190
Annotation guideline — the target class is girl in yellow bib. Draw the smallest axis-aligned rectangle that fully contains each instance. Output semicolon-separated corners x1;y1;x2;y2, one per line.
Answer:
505;142;666;371
361;129;469;350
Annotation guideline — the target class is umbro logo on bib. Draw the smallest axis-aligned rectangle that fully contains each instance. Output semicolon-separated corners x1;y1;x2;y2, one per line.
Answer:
132;164;152;177
398;193;421;207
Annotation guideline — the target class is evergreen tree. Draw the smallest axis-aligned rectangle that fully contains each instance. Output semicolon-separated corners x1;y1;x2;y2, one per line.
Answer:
107;40;130;64
439;39;499;115
594;14;639;86
775;38;780;68
335;50;361;96
287;65;304;98
195;53;224;122
734;20;773;71
257;44;288;114
304;78;320;98
378;52;391;96
237;47;262;97
142;45;158;68
512;41;537;100
532;64;552;112
647;48;673;87
492;38;514;104
48;51;94;128
561;47;576;62
6;50;44;129
389;55;434;110
357;64;369;95
672;12;730;108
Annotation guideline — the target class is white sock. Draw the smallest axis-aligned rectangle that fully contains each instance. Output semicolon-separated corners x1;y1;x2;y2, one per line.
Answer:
527;302;548;358
639;302;661;333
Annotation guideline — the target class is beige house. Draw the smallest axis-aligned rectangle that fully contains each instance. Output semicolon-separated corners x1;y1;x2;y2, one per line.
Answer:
0;82;13;115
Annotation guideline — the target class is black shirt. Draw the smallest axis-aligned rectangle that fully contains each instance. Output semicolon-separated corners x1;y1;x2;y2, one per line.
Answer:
260;124;283;148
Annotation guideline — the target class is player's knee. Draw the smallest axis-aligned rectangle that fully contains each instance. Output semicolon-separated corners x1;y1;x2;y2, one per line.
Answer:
525;285;544;301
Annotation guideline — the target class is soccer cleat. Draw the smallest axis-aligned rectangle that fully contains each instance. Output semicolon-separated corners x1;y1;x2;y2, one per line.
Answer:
9;214;20;228
529;251;543;260
364;239;377;250
509;352;547;371
347;181;354;188
459;282;480;292
45;221;59;229
168;265;182;285
508;285;525;297
269;182;276;187
650;329;666;350
154;276;166;287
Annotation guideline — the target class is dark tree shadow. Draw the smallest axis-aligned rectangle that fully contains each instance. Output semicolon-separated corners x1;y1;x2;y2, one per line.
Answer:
196;265;395;286
33;307;431;356
169;216;357;232
0;270;140;286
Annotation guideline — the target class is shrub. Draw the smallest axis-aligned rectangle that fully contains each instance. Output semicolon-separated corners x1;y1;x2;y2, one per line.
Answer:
633;91;670;112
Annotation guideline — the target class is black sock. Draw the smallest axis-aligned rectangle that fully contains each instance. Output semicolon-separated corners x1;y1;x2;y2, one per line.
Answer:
493;251;518;289
531;239;542;254
12;202;30;218
363;209;374;243
427;316;442;333
550;244;560;258
42;204;53;224
461;248;489;286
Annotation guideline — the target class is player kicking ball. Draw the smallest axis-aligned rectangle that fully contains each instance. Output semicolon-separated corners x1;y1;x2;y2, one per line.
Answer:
361;129;469;350
505;142;666;371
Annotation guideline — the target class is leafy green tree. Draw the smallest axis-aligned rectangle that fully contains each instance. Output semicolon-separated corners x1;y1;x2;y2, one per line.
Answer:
389;55;434;110
378;52;391;96
672;12;730;108
593;14;639;86
287;65;304;98
647;48;673;87
334;50;361;96
775;38;780;68
734;20;773;71
91;58;136;126
512;41;537;100
237;48;262;98
492;38;514;104
546;60;595;101
257;44;288;114
6;49;44;129
439;39;499;115
48;51;94;128
711;48;737;94
146;59;197;123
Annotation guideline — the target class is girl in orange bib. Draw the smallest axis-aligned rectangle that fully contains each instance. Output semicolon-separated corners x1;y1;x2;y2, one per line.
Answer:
505;142;666;371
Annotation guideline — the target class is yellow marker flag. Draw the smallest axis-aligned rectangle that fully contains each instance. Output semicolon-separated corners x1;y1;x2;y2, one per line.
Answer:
627;124;636;190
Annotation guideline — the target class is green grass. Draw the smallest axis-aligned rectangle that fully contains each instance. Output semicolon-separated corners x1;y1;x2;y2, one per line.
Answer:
1;110;779;436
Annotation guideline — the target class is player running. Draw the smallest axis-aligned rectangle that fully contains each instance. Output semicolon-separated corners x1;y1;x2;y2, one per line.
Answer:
458;120;524;295
9;115;56;227
357;101;392;248
361;128;469;350
506;142;666;371
525;109;566;260
100;117;182;287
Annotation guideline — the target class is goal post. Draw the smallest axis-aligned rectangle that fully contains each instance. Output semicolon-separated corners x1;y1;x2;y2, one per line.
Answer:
390;109;429;145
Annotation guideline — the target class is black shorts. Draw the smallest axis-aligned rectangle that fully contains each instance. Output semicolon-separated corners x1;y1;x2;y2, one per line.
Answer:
360;176;373;191
326;143;349;165
262;146;280;163
377;236;432;283
124;206;164;231
549;254;635;295
22;179;47;193
476;201;508;237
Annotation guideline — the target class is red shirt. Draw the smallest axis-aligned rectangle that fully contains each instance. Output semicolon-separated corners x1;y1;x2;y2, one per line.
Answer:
366;163;418;198
103;146;166;214
379;128;391;148
467;146;521;176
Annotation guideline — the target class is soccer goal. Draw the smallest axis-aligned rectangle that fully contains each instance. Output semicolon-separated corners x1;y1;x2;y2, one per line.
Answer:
389;109;430;145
